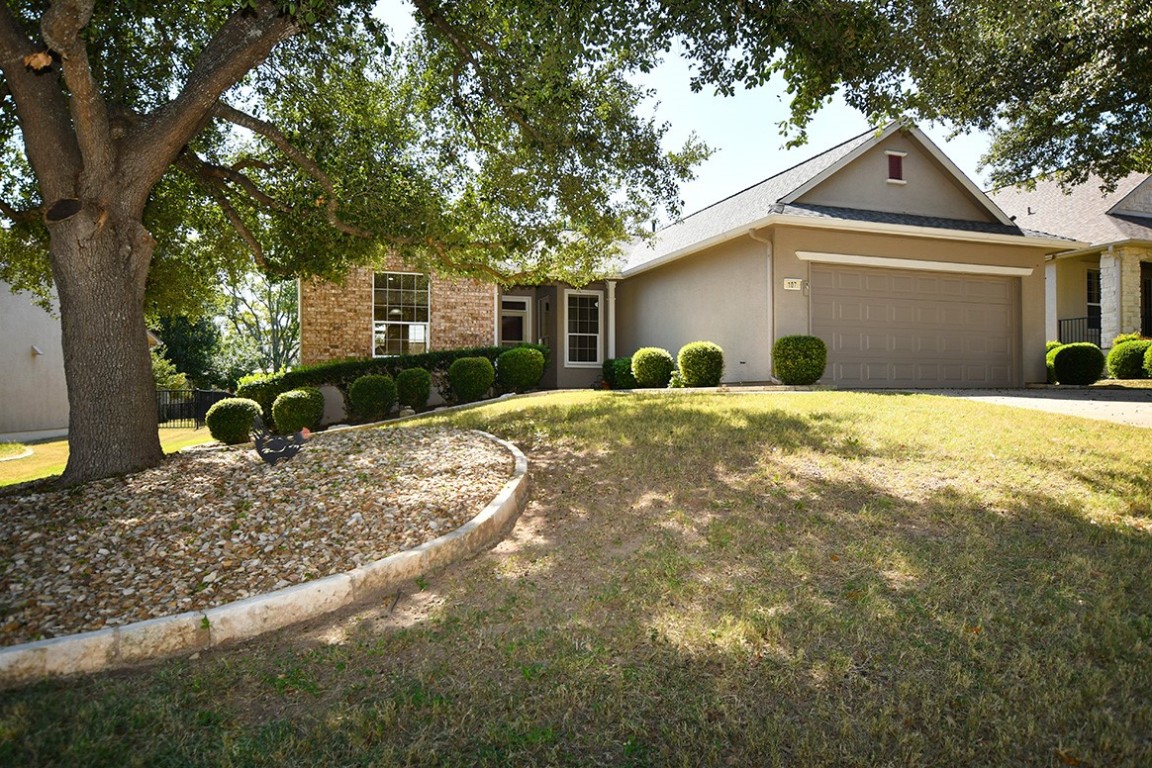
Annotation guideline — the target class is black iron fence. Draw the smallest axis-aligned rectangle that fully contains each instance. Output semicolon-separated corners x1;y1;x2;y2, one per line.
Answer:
157;389;231;428
1058;317;1101;346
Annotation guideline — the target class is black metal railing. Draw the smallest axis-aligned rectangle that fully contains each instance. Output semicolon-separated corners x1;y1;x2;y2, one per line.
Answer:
1057;317;1101;346
156;389;231;428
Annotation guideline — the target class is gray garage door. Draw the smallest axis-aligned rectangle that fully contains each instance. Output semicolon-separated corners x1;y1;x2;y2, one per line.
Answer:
809;264;1018;388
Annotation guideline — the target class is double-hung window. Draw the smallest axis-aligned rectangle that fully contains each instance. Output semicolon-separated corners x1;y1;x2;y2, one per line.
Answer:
564;289;602;367
373;272;429;356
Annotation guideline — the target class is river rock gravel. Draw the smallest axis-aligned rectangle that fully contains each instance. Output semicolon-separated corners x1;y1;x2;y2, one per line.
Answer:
0;427;513;647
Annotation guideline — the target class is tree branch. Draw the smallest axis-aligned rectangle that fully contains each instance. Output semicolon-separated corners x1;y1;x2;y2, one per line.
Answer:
126;1;297;192
212;101;373;238
175;154;268;269
0;3;82;202
40;0;114;178
191;154;291;213
0;197;41;223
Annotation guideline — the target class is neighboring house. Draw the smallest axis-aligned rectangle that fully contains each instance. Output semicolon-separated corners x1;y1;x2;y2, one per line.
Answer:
989;173;1152;348
300;121;1078;389
0;281;70;441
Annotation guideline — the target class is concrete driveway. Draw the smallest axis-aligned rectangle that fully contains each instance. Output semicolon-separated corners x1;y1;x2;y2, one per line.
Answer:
921;387;1152;428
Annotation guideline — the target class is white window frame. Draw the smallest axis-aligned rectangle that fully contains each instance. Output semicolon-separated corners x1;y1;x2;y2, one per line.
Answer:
885;150;908;185
563;288;603;368
372;271;431;357
499;295;532;347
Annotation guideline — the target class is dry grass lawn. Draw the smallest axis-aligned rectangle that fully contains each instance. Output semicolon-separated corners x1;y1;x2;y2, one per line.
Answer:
1;391;1150;766
0;427;214;487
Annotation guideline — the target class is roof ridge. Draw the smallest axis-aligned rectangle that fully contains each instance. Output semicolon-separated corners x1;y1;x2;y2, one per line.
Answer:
660;123;883;230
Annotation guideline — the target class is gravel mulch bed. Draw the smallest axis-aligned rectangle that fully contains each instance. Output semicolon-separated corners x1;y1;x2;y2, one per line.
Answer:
0;427;513;647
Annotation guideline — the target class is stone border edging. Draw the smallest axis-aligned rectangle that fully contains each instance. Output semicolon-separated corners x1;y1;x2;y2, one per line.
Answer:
0;430;528;689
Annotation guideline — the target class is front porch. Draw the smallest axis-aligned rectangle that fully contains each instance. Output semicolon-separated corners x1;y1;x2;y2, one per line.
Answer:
1049;245;1152;347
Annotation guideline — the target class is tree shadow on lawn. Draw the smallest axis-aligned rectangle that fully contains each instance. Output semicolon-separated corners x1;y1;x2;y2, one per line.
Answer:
3;394;1152;767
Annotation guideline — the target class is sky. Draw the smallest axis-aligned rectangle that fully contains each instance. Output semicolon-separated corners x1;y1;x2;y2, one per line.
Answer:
633;50;994;218
375;4;995;219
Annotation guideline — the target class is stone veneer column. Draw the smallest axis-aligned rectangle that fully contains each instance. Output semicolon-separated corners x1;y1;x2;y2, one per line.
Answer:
1116;246;1144;342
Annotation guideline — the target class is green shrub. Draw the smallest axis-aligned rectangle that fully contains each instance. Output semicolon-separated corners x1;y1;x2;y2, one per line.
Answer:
631;347;674;388
668;371;685;388
1106;340;1152;379
205;398;262;445
348;374;397;421
271;387;325;433
1112;332;1144;346
602;357;636;389
236;343;549;419
773;335;828;385
1144;345;1152;378
1050;342;1105;385
496;347;545;393
1045;340;1063;353
448;357;495;404
396;367;432;410
677;341;724;387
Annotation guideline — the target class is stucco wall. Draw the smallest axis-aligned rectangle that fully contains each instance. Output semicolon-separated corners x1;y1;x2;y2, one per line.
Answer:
617;238;772;383
770;225;1051;384
795;134;993;222
299;258;496;366
0;283;69;437
1052;255;1096;329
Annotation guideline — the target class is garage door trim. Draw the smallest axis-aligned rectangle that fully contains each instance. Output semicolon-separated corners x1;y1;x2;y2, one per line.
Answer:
797;250;1034;277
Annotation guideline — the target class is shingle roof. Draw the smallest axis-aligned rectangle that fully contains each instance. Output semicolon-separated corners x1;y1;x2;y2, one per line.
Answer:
988;173;1152;246
619;127;877;272
620;123;1049;275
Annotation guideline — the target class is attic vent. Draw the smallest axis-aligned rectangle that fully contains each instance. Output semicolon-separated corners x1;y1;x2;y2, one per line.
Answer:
885;150;907;184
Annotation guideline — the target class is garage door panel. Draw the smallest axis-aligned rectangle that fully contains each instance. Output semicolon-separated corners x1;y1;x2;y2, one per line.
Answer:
810;264;1017;389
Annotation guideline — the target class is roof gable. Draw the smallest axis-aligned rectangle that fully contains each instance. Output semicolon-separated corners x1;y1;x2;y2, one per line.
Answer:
788;125;1011;225
1108;175;1152;219
621;121;1051;276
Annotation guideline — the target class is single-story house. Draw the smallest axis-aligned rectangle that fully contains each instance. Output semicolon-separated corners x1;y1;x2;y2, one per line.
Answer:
989;173;1152;348
300;121;1080;389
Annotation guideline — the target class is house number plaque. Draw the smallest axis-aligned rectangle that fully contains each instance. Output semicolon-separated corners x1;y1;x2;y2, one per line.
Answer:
783;278;804;291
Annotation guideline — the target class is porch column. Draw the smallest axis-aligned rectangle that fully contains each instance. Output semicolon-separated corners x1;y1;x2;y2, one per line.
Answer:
1044;261;1057;342
606;279;617;359
1101;247;1143;347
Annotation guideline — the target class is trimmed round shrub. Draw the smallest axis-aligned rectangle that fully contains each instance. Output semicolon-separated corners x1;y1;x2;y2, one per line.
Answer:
1106;339;1152;379
773;335;828;385
271;386;325;433
1112;332;1144;346
496;347;545;393
631;347;674;388
677;341;724;387
205;397;262;445
396;367;432;411
1045;340;1063;353
1145;344;1152;378
1050;342;1105;385
448;356;495;404
349;374;397;421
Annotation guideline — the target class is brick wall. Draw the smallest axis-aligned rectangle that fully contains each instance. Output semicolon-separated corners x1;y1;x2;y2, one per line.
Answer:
299;257;495;365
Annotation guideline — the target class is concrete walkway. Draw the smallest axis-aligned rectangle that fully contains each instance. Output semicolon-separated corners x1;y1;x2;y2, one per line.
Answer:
921;387;1152;428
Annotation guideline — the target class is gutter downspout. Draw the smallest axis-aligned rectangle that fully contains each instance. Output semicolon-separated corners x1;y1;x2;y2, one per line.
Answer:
747;228;782;385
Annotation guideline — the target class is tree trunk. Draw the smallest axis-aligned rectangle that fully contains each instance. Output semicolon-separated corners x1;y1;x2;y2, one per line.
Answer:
51;208;163;485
